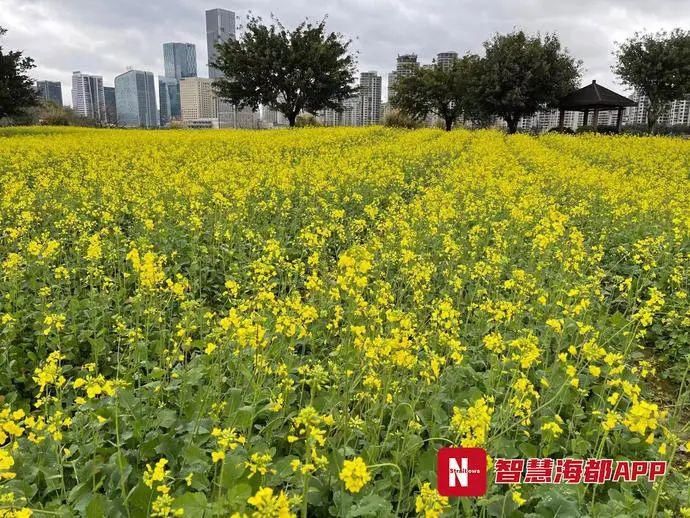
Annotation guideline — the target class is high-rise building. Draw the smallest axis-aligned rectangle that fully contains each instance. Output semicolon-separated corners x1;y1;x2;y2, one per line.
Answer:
217;101;259;129
436;52;458;70
114;70;158;128
163;43;197;79
71;72;106;122
316;72;381;128
340;97;359;126
206;8;236;78
180;77;217;121
625;90;690;127
516;109;583;132
261;106;289;128
359;71;382;125
667;97;690;126
387;54;418;101
159;77;181;126
35;80;63;106
103;86;117;125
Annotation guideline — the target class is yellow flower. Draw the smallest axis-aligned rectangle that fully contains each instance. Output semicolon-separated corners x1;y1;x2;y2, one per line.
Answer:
541;421;563;438
246;452;276;477
144;458;169;488
0;448;16;480
211;427;246;460
339;457;371;493
545;318;563;333
415;482;449;518
85;234;102;261
127;247;165;290
212;450;226;463
512;489;527;507
247;487;295;518
602;411;619;431
151;491;183;517
623;399;662;435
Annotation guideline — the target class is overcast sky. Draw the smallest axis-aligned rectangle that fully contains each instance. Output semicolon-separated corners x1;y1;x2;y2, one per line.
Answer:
2;0;689;106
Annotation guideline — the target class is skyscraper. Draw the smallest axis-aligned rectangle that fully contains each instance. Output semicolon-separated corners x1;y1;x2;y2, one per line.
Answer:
180;77;217;121
35;81;63;106
359;72;382;125
103;86;117;125
206;8;235;78
625;90;690;127
436;52;458;69
114;70;158;128
159;77;181;126
163;43;197;79
387;54;418;101
72;72;106;122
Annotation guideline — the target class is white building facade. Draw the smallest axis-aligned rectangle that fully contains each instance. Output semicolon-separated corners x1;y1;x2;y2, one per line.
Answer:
71;72;106;122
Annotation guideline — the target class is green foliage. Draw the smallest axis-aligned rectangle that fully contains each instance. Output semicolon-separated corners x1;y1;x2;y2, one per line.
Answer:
576;124;619;135
12;101;101;127
213;16;358;127
0;26;38;120
295;114;322;127
622;123;690;137
476;31;581;134
390;55;481;131
382;109;424;129
613;29;690;132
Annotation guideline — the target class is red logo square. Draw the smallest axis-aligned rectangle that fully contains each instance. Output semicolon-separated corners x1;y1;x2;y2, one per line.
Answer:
437;447;487;497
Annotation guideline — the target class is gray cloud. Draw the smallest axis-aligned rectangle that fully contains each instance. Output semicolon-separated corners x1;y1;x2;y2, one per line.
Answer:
2;0;689;105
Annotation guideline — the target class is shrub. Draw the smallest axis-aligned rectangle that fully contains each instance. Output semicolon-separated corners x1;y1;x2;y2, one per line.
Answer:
383;109;423;129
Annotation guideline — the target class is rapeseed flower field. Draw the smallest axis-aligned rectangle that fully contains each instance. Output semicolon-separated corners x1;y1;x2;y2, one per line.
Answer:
0;126;689;516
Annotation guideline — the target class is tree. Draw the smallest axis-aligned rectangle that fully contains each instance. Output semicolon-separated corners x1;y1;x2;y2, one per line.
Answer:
213;16;357;127
0;27;38;120
613;29;690;133
476;31;581;134
391;55;481;131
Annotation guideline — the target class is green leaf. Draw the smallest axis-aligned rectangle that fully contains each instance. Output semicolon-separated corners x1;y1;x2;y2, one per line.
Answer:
86;494;107;518
518;442;538;458
174;492;208;516
157;408;178;429
347;493;392;517
221;453;246;487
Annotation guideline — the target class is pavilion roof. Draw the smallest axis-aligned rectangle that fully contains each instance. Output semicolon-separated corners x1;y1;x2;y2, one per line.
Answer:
559;80;637;111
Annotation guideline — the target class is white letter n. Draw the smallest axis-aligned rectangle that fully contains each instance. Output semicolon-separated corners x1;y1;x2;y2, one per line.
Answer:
449;457;468;487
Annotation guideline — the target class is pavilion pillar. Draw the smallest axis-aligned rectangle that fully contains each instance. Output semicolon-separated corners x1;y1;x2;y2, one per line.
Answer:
583;109;589;127
592;109;599;130
558;108;565;130
616;107;624;133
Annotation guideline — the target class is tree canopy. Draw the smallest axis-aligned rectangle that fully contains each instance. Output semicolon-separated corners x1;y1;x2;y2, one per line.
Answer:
476;31;581;134
0;27;38;120
213;16;358;127
390;55;481;131
613;29;690;132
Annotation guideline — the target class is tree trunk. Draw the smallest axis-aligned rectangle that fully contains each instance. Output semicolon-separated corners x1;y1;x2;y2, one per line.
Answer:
647;103;658;134
506;116;518;134
287;113;297;127
444;117;453;131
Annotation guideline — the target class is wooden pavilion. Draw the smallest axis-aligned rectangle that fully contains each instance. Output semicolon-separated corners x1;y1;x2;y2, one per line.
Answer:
558;80;636;133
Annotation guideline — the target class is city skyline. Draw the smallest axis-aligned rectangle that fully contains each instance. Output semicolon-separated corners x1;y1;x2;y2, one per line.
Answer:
5;0;690;109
